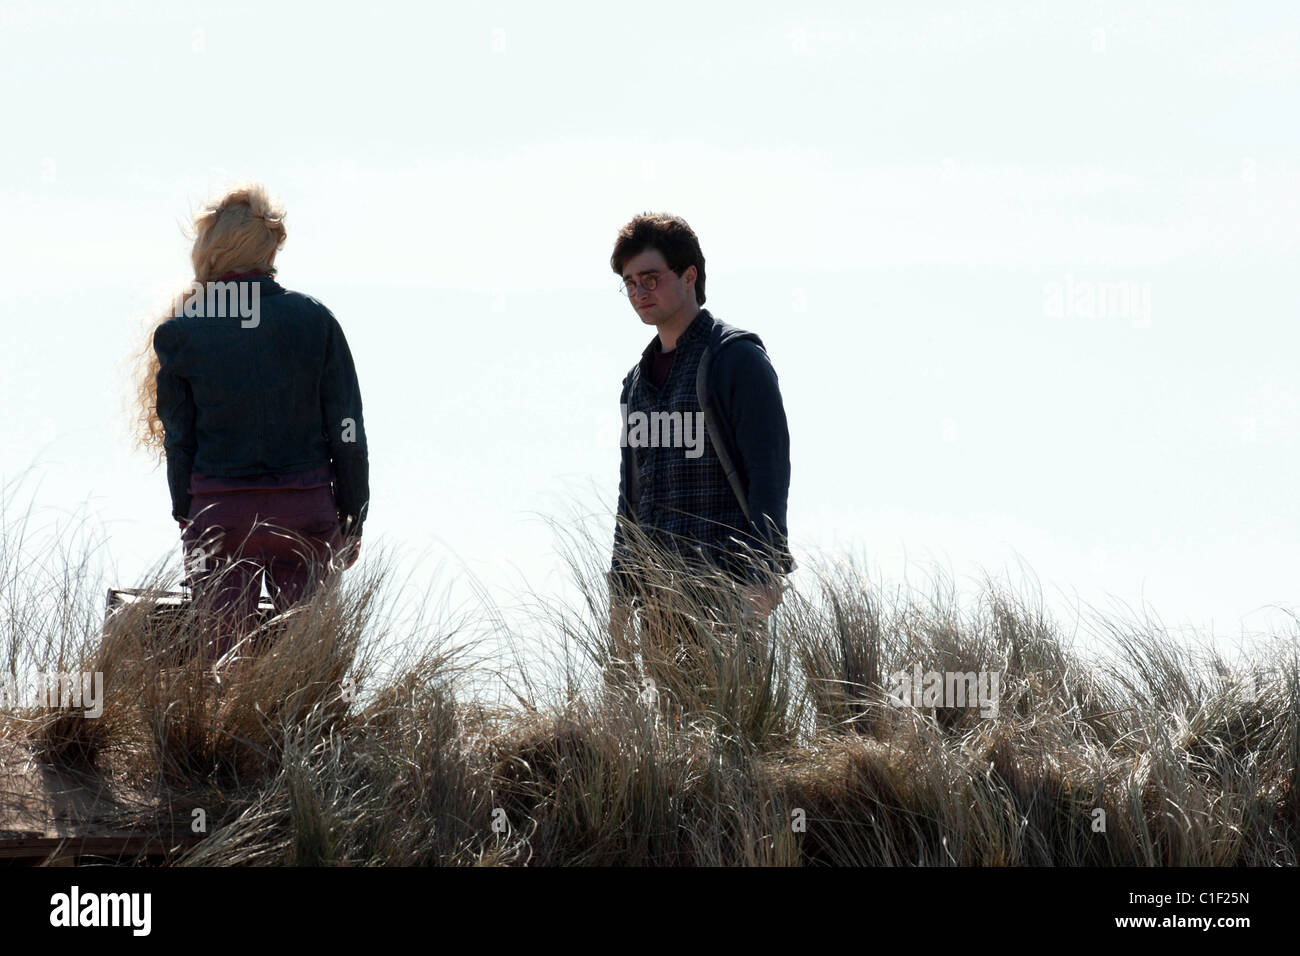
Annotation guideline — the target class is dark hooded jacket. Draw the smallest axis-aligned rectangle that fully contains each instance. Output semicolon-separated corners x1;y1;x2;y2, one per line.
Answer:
611;308;792;597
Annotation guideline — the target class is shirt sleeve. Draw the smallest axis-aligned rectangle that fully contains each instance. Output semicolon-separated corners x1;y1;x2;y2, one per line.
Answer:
722;341;794;579
320;311;370;533
609;375;639;602
153;321;197;520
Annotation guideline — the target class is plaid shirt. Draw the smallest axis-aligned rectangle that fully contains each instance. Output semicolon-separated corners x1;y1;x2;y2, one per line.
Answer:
612;310;761;595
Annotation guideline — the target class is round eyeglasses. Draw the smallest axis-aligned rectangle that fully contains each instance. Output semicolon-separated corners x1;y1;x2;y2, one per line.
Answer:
618;269;676;297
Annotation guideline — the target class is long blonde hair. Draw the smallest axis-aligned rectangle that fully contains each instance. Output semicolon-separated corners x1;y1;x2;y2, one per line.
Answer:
132;183;287;458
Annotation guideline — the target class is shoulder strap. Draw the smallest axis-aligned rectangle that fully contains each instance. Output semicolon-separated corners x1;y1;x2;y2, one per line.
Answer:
696;328;751;523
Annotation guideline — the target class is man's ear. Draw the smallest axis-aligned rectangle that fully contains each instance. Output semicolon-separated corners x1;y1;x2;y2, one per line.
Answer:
682;265;697;288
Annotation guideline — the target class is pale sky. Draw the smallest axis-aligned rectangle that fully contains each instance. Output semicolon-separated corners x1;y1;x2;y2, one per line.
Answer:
3;1;1299;671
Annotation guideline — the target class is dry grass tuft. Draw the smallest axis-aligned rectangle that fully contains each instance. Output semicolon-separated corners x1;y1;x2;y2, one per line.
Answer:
2;490;1297;865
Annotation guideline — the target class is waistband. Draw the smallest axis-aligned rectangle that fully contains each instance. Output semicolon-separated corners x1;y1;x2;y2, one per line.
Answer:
189;464;333;495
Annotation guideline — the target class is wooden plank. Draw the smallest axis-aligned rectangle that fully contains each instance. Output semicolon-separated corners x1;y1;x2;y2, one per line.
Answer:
0;833;200;863
1;737;197;865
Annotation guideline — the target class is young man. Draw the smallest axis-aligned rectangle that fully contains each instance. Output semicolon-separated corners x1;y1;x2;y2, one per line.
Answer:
608;212;793;650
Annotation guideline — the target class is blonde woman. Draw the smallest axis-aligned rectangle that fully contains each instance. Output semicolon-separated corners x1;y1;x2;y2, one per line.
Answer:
133;183;369;659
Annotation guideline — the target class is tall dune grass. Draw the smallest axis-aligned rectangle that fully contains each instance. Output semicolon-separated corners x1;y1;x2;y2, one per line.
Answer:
1;488;1296;865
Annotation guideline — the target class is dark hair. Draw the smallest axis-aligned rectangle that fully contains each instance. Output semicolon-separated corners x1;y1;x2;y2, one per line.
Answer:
610;213;706;306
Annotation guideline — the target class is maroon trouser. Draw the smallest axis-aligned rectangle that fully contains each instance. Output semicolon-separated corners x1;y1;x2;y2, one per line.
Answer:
181;484;344;659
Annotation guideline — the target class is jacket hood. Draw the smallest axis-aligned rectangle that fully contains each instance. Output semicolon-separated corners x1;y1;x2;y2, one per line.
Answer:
709;313;765;354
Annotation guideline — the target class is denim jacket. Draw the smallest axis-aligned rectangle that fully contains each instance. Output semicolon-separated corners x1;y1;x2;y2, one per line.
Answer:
153;276;369;532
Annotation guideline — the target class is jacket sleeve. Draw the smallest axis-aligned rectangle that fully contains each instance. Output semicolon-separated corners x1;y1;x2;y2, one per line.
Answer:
719;341;793;579
320;311;369;534
153;322;197;521
609;374;638;602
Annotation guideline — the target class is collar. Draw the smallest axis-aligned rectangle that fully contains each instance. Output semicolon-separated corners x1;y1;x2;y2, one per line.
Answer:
639;308;713;362
214;269;275;282
206;272;285;295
